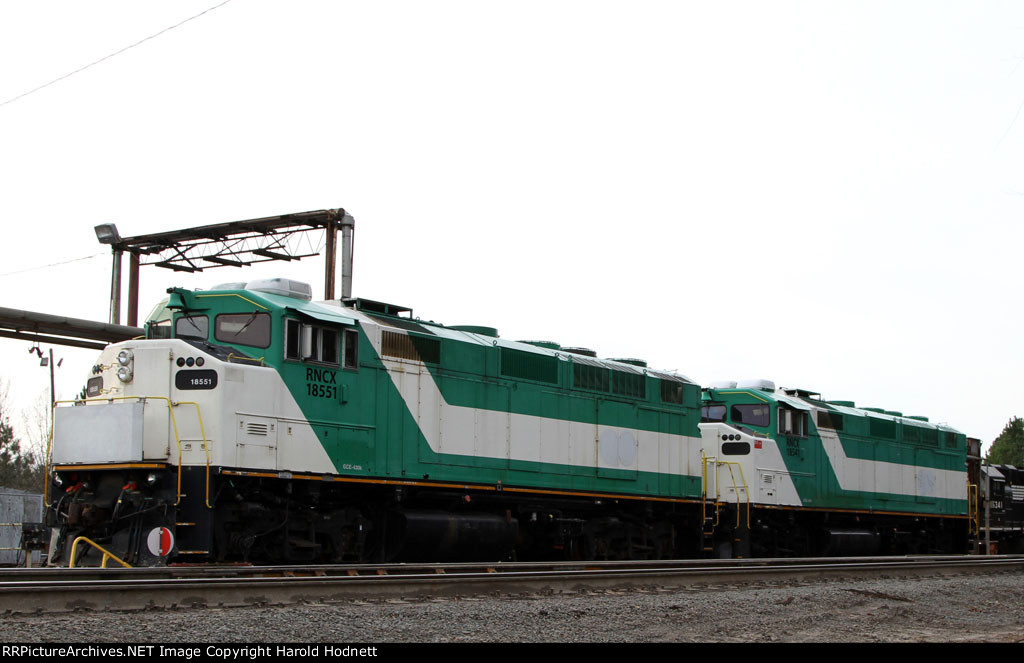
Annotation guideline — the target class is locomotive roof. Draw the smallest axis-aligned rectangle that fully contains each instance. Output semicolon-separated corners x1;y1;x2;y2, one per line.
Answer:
433;320;695;384
272;296;360;326
180;283;699;386
983;465;1006;480
706;385;962;433
219;289;362;327
333;296;696;384
171;283;361;327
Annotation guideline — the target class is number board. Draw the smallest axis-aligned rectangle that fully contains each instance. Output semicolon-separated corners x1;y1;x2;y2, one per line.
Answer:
175;369;218;390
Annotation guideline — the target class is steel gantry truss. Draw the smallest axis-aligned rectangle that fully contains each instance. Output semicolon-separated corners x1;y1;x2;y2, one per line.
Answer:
97;208;355;325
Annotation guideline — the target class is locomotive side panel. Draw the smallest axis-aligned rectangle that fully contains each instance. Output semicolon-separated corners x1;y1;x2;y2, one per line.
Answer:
357;316;706;499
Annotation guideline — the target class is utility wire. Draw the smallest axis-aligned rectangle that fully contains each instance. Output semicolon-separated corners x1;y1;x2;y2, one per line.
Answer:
0;253;106;279
0;0;234;109
995;92;1024;151
994;53;1024;151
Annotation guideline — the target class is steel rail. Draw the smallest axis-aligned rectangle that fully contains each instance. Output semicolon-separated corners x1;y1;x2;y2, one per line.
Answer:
0;554;996;582
2;556;1022;615
0;553;1018;583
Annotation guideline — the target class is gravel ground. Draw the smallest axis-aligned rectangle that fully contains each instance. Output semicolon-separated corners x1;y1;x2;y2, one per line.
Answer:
2;571;1023;643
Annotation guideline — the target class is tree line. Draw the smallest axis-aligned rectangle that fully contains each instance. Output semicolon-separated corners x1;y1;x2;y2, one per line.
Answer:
986;416;1024;467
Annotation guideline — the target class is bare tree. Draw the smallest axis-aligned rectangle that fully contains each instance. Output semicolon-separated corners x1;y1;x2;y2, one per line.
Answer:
0;379;45;492
18;389;51;464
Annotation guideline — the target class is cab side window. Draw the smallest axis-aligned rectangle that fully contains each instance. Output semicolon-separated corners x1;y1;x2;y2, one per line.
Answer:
175;315;209;341
215;313;271;348
778;407;808;437
701;405;726;422
731;404;770;428
343;329;359;369
285;318;347;368
285;319;302;359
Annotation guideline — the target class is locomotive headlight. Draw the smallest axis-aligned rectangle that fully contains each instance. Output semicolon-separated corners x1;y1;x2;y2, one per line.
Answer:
52;473;64;488
116;349;133;366
116;365;134;383
146;472;160;486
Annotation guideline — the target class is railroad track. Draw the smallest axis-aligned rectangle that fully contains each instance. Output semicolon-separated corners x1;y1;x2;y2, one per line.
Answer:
2;555;1022;615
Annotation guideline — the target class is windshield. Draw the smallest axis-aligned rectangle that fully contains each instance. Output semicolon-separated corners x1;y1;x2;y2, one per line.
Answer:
146;298;171;339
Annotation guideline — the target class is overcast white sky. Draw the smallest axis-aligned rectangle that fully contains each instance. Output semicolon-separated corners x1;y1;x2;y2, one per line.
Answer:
0;1;1022;455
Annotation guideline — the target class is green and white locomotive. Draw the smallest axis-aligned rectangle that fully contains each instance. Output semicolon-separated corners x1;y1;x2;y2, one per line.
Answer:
45;278;972;565
699;382;969;557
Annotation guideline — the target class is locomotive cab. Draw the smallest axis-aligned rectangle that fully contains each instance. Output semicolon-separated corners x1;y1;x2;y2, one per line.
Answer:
46;279;371;566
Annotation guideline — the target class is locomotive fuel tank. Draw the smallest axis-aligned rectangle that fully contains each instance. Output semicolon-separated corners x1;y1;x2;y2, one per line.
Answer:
384;510;519;562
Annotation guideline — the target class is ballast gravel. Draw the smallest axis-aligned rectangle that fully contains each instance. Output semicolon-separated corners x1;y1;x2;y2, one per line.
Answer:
2;571;1023;643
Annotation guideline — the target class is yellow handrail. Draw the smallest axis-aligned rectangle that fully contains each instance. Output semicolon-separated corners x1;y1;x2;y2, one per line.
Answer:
701;451;751;529
715;460;750;528
46;396;212;509
226;353;265;366
69;536;132;568
178;399;213;508
967;482;979;539
701;451;710;529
